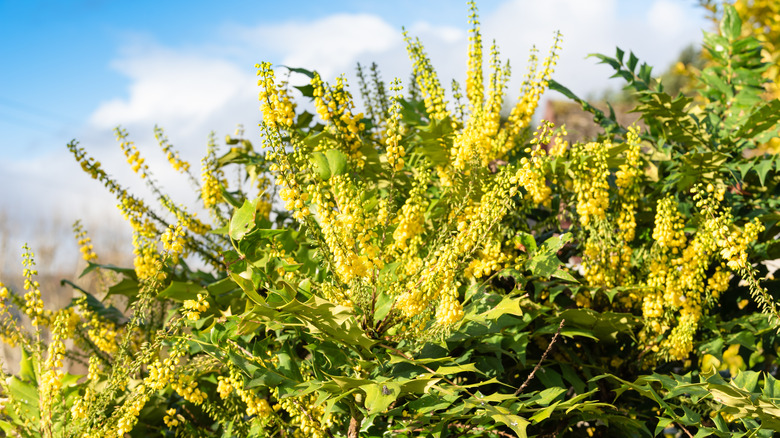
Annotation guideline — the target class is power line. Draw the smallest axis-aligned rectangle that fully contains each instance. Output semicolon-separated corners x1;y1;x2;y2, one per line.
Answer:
0;97;82;125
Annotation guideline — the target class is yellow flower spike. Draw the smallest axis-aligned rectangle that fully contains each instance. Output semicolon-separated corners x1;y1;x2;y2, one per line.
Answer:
384;78;406;172
501;31;561;151
465;0;484;109
257;62;297;129
404;30;450;121
21;245;45;327
73;220;99;263
572;140;609;227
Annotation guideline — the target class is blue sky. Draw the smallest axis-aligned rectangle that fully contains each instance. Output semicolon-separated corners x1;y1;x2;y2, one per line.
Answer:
0;0;711;267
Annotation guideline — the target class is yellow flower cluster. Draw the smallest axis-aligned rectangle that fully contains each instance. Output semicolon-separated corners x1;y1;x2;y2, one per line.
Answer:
652;196;687;250
155;126;191;173
384;79;406;172
87;356;102;382
451;112;488;170
70;389;94;419
572;141;610;227
182;293;209;321
483;42;510;140
87;314;119;355
272;383;334;438
311;73;366;167
639;186;765;360
707;265;731;301
73;220;98;263
501;31;562;148
321;282;354;307
0;282;23;347
171;374;207;405
256;61;297;129
201;169;225;213
717;218;764;271
161;223;186;263
116;128;148;177
309;175;383;284
450;33;510;170
255;175;273;220
389;171;429;261
217;370;272;418
615;127;642;242
465;237;510;279
466;1;484;108
581;237;632;290
548;124;569;156
132;232;160;282
404;31;450;121
113;390;150;437
574;129;644;290
39;312;68;420
643;196;690;346
396;168;518;326
664;312;697;362
21;245;44;326
163;408;183;429
515;122;553;207
72;297;120;355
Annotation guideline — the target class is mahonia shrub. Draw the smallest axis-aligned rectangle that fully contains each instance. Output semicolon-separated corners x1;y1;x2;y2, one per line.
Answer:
0;2;779;437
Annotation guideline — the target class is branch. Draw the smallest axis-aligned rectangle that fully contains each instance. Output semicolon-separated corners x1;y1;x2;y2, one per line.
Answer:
515;319;565;395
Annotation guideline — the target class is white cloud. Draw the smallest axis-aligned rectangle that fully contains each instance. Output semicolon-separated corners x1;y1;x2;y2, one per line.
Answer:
90;47;255;133
482;0;706;99
649;0;686;36
234;14;400;80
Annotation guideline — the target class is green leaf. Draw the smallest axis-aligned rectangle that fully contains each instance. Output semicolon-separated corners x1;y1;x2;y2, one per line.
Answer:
735;100;780;140
229;199;257;240
655;417;674;436
534;387;566;406
764;373;780;400
754;158;773;186
19;348;36;384
9;377;39;420
627;51;639;72
477;296;524;321
529;403;558;424
105;277;139;299
484;405;529;438
362;381;402;414
527;233;571;278
281;65;316;78
431;363;481;377
325;149;348;176
158;281;207;302
310;151;331;180
732;370;760;392
80;261;136;279
552;268;578;283
373;291;394;326
207;277;240;295
720;4;742;41
294;84;314;98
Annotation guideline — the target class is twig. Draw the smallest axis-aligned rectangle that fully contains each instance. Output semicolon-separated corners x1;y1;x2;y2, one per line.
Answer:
515;319;565;395
676;422;695;438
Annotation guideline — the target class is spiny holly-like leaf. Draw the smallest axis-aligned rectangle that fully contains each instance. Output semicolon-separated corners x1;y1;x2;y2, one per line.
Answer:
229;198;257;240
